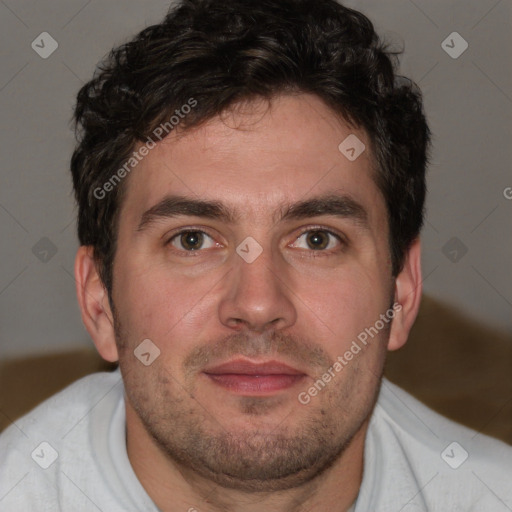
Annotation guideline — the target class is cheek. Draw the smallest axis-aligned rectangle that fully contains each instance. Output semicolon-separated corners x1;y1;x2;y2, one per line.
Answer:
113;257;221;348
295;265;391;353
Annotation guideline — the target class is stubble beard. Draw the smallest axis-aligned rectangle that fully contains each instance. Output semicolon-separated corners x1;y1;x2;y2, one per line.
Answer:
120;351;384;493
113;301;386;492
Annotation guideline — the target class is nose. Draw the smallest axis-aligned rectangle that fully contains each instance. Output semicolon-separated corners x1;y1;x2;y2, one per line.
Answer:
218;245;297;333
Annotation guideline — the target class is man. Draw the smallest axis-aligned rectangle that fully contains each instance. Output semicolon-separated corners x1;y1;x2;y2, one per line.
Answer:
1;0;511;510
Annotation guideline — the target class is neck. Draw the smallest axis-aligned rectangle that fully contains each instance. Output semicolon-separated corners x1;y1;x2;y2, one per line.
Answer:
125;402;367;512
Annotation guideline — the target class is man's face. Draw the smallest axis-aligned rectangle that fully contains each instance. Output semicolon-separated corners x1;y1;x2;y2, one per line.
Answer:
110;94;396;490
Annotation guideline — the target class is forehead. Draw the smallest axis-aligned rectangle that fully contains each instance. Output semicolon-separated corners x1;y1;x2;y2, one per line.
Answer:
119;94;383;225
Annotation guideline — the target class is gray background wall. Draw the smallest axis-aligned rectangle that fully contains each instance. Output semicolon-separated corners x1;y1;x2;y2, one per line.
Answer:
0;0;510;359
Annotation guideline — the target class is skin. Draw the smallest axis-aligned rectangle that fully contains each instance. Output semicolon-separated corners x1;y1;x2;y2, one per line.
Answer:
75;93;422;512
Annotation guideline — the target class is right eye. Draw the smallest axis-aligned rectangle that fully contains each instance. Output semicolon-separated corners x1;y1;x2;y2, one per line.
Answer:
167;230;217;252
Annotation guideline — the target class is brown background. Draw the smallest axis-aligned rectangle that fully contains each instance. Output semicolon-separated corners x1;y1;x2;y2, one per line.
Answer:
1;295;511;444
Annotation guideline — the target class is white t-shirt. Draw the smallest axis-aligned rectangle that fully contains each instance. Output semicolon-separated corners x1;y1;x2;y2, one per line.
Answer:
0;370;511;511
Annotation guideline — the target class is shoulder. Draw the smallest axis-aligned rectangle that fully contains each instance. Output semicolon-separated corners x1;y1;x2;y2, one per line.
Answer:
362;378;512;511
1;370;123;445
0;370;124;511
376;378;512;465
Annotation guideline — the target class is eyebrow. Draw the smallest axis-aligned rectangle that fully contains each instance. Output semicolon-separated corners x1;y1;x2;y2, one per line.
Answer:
136;193;369;232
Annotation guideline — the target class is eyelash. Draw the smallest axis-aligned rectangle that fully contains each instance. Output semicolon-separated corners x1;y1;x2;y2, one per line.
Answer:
292;228;345;256
164;226;346;256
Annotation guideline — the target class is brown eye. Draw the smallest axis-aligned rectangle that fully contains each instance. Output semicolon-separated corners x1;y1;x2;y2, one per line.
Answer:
306;231;330;250
290;229;341;252
181;231;203;250
170;231;215;251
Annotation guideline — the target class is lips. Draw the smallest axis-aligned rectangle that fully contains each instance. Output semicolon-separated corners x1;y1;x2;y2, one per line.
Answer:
203;359;306;394
204;359;305;376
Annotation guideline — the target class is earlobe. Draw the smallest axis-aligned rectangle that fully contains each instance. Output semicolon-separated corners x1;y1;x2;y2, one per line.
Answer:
74;246;119;362
387;238;422;352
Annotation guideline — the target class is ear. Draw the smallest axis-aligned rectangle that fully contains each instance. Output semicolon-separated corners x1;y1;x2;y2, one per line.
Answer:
74;246;119;362
387;238;422;352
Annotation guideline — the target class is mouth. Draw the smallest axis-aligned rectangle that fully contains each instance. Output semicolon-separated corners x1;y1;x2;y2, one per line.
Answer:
202;358;307;395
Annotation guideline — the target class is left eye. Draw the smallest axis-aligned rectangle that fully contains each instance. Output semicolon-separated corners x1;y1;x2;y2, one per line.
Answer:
169;231;216;251
290;230;341;251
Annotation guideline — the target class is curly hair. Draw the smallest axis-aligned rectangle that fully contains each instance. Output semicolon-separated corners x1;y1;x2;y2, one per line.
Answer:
71;0;430;302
